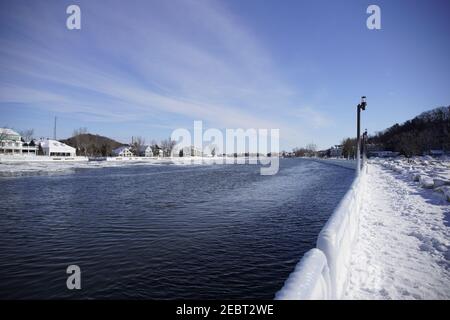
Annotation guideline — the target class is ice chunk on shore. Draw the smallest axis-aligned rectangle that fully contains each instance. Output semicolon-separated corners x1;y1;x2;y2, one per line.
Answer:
433;178;450;188
436;186;450;201
419;175;435;188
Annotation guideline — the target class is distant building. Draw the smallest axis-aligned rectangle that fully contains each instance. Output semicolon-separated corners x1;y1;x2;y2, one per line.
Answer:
22;140;38;155
150;145;163;157
112;146;134;157
180;146;203;157
282;151;295;158
144;146;153;157
330;145;343;158
368;150;400;158
317;150;328;158
366;143;382;153
0;128;38;155
39;139;76;157
133;145;149;157
0;128;23;155
428;150;444;157
191;146;203;157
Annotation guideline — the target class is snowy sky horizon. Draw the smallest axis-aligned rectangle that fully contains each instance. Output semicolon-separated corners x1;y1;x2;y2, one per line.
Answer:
1;0;450;150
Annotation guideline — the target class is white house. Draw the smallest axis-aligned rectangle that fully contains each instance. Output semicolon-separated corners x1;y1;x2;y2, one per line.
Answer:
330;145;343;158
0;128;23;155
191;146;203;157
151;145;163;157
179;145;203;157
144;146;153;157
112;146;134;157
0;128;38;155
39;139;76;157
22;140;38;155
136;145;154;157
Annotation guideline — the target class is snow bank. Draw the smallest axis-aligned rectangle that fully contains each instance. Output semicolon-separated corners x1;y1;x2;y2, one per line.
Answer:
0;155;88;162
0;159;166;177
377;157;450;201
0;156;274;177
276;167;367;300
436;186;450;201
419;175;434;188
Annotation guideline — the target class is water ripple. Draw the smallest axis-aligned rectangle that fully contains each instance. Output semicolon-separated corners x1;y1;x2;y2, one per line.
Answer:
0;159;354;299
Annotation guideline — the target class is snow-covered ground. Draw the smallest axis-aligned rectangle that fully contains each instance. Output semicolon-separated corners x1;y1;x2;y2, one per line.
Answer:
0;158;188;177
377;156;450;201
344;162;450;299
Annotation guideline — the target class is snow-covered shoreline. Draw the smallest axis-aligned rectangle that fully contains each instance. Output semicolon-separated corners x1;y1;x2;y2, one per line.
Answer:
0;156;269;177
344;163;450;299
277;156;449;300
0;155;89;162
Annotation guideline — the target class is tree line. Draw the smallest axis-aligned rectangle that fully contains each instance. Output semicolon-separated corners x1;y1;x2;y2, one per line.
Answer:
367;106;450;156
289;106;449;158
62;128;177;157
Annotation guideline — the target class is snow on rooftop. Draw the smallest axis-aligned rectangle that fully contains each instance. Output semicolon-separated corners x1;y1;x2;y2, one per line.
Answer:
39;139;75;152
0;128;20;136
113;146;130;153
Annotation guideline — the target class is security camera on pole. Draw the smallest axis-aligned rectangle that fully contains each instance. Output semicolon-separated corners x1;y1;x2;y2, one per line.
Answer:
356;96;367;175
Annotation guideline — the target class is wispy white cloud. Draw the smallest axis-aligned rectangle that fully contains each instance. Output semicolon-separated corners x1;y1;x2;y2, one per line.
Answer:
0;0;326;147
293;106;333;128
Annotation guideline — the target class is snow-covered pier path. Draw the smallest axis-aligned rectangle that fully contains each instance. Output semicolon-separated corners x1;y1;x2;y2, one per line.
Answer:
344;163;450;299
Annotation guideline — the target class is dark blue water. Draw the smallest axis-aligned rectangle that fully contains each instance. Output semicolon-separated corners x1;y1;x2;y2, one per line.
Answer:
0;159;354;299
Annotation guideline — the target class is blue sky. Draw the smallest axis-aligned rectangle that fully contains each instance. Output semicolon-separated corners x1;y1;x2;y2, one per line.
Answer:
1;0;449;150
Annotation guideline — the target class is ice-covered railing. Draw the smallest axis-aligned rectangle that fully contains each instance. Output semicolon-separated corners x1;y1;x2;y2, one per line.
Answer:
276;167;367;300
275;249;331;299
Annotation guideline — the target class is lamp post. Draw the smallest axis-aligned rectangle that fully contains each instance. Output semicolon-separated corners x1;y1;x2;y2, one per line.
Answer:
362;129;368;168
356;96;367;174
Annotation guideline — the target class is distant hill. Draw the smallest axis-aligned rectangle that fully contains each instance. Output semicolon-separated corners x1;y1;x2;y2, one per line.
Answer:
61;133;126;156
368;106;450;156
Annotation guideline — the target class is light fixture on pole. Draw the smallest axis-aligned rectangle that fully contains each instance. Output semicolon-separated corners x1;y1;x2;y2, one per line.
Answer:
356;96;367;174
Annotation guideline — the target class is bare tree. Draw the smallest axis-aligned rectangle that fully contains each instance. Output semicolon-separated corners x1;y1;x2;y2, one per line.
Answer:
73;127;88;155
19;129;34;142
160;138;176;157
130;136;145;156
0;128;8;141
305;143;317;152
0;128;8;154
73;127;87;138
341;138;356;159
302;143;317;157
149;139;160;156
